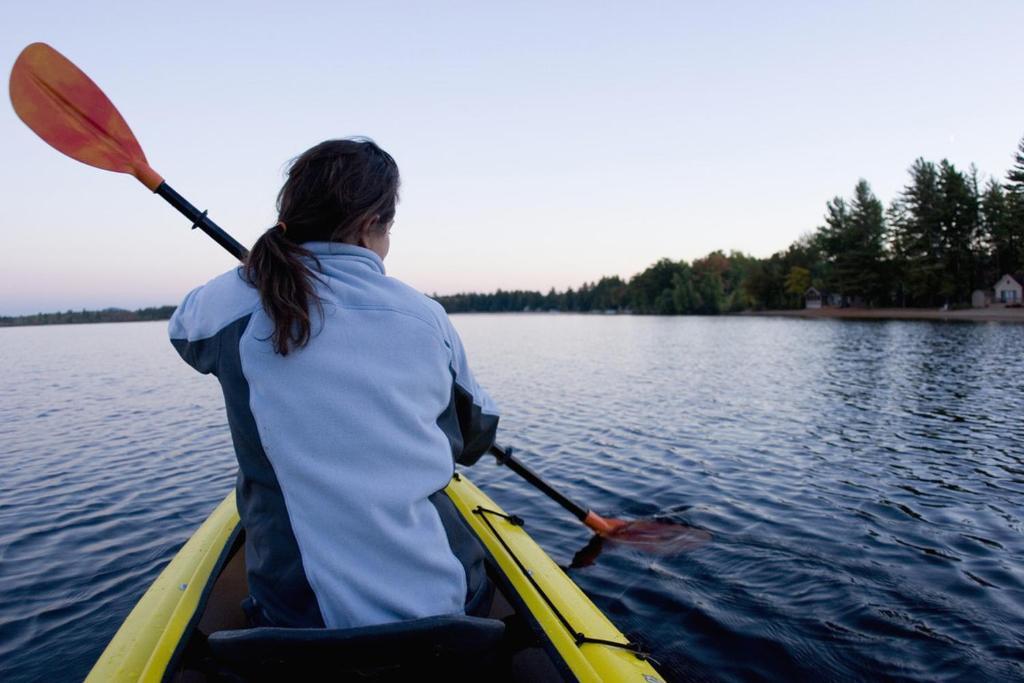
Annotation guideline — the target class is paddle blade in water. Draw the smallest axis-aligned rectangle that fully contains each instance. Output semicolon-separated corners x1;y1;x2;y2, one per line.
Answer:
571;521;711;567
9;42;163;190
606;520;712;554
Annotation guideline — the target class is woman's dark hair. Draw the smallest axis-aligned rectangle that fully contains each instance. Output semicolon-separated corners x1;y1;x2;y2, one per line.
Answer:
244;138;400;355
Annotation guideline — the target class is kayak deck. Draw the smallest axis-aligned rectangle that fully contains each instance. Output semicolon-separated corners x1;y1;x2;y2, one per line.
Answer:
87;474;665;682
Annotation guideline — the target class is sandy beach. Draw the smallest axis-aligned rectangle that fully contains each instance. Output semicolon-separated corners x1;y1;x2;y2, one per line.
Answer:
741;306;1024;323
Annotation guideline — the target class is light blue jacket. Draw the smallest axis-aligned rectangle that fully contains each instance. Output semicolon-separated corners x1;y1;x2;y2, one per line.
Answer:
168;243;499;629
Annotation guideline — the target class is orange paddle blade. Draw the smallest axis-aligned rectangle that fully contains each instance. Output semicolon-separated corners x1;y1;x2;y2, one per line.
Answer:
571;521;712;567
584;511;711;552
584;511;630;536
9;42;163;190
603;520;712;554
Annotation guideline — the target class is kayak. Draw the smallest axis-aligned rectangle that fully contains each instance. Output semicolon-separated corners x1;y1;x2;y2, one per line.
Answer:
86;472;666;682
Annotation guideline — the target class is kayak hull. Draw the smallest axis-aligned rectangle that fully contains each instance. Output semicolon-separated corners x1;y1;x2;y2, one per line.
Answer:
87;474;665;682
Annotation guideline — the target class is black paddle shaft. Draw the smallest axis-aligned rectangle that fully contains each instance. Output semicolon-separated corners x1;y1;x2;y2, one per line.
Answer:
490;444;589;522
156;182;248;261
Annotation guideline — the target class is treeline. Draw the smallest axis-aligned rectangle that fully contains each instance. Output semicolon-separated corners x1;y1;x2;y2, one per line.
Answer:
436;255;758;314
435;135;1024;314
0;306;176;327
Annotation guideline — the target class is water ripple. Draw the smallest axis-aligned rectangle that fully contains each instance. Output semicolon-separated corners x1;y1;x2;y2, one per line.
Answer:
1;317;1023;682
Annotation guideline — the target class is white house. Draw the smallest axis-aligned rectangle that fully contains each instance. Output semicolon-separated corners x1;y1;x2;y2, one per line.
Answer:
994;274;1022;305
804;287;822;309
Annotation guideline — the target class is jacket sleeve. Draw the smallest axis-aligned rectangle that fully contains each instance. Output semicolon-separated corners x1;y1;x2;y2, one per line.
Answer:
443;319;500;467
168;285;221;376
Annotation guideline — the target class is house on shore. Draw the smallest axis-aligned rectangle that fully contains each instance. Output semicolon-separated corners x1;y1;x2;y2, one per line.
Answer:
804;287;822;309
994;274;1022;305
804;287;846;308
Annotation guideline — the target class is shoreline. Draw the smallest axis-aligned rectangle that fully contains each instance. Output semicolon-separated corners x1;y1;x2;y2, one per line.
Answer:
740;306;1024;323
5;307;1024;328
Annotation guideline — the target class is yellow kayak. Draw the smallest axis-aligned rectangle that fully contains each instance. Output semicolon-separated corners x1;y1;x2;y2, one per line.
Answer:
87;473;666;682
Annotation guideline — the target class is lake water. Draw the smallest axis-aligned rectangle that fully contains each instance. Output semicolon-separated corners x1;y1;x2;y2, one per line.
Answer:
1;315;1022;681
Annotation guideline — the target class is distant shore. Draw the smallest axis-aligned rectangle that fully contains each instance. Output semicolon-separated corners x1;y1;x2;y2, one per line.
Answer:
741;306;1024;323
5;305;1024;328
0;306;176;328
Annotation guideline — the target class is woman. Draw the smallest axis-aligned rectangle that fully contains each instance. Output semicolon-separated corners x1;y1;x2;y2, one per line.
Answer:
168;138;499;630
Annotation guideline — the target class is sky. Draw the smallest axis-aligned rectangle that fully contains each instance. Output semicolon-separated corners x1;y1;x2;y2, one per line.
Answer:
1;1;1022;315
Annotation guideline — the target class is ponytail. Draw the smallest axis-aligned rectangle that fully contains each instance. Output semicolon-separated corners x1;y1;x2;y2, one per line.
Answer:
243;223;323;356
245;138;400;356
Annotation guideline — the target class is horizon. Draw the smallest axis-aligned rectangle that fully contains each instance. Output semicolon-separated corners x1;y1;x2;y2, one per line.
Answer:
2;2;1023;316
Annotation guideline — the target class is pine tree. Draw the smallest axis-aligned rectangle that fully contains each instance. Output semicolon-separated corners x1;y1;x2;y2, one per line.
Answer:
1007;134;1024;187
936;160;979;303
1002;133;1024;273
847;180;888;304
817;195;850;297
816;181;887;304
889;159;943;306
980;179;1019;280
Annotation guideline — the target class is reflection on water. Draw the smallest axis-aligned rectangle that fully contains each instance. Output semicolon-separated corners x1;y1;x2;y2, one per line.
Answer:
1;316;1022;681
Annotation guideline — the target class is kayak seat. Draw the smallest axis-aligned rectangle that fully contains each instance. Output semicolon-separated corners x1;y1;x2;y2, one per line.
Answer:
206;615;507;681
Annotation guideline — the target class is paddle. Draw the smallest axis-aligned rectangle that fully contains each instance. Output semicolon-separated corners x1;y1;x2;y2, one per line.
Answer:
491;444;711;548
9;42;247;260
11;42;709;554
